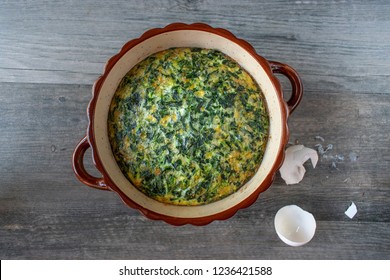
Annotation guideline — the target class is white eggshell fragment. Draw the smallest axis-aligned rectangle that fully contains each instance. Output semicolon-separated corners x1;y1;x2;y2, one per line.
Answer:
279;145;319;185
345;202;357;219
274;205;316;246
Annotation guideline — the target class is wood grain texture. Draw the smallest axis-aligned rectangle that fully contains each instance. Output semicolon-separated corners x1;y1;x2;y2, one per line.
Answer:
0;0;389;259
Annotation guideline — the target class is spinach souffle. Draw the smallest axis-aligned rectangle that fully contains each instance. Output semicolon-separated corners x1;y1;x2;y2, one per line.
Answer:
108;48;269;206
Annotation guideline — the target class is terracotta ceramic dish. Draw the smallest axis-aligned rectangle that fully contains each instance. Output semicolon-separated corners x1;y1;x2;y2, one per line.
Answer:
72;23;303;225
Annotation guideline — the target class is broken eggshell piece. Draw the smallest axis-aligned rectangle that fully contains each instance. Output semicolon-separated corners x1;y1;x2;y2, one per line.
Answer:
274;205;316;246
279;145;318;185
345;202;357;219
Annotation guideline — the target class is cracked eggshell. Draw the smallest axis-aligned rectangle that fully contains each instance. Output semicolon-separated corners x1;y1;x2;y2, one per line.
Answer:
279;145;319;185
345;202;357;219
274;205;316;246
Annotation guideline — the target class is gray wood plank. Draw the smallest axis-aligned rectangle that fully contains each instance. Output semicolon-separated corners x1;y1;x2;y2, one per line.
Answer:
0;0;389;260
0;82;388;259
0;0;389;94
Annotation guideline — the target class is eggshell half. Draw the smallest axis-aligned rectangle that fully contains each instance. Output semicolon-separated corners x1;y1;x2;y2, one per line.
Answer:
274;205;316;246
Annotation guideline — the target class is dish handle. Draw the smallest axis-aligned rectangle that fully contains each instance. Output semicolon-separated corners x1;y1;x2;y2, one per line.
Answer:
72;136;110;191
269;61;303;114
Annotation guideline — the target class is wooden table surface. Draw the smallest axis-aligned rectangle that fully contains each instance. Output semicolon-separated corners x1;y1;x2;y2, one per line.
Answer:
1;0;389;260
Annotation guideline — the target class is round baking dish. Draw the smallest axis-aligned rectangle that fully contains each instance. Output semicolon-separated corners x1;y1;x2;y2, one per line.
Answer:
72;23;303;225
